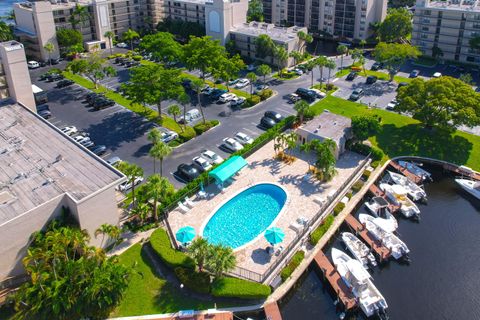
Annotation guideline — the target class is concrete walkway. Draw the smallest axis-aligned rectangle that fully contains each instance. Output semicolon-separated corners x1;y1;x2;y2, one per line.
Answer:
107;228;155;257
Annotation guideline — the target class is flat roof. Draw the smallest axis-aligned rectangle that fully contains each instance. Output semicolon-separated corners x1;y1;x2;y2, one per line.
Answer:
419;0;480;11
230;22;307;43
0;103;124;225
298;112;351;145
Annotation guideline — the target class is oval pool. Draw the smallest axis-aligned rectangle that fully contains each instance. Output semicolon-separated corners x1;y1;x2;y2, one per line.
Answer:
202;183;287;249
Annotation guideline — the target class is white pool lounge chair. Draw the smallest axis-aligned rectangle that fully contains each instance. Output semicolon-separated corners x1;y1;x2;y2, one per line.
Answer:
297;216;309;225
177;201;190;213
290;222;304;233
197;190;207;199
184;197;195;208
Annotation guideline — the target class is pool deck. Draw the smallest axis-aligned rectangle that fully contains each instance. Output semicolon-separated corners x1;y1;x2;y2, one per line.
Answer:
167;140;365;276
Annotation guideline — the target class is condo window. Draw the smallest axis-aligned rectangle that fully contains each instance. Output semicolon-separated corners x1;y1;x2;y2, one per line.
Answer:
422;26;429;31
423;10;431;15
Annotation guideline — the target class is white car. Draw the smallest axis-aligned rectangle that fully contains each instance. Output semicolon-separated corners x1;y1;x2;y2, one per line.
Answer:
192;156;212;172
201;149;224;164
293;68;303;75
386;99;398;110
222;137;244;152
106;156;122;167
116;42;128;48
234;132;254;145
247;64;256;71
309;88;327;99
117;176;144;192
73;135;89;143
27;61;40;69
219;93;236;103
432;72;442;78
231;96;246;106
61;126;78;136
235;78;250;88
160;130;179;143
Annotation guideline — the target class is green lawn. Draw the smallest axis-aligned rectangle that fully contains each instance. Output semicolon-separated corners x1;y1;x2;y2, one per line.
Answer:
111;244;213;317
310;95;480;170
336;67;412;83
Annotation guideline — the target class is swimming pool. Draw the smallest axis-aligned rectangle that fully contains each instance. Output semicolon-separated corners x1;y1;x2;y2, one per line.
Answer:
202;183;287;249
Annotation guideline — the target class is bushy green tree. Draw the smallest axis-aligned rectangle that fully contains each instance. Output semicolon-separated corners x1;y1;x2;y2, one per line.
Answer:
247;0;264;22
294;100;310;124
378;8;413;43
140;32;183;65
314;139;337;181
256;64;272;84
0;21;13;41
374;42;420;81
149;141;172;176
187;238;211;272
56;28;83;51
157;18;205;40
67;53;116;89
352;115;381;141
122;28;139;50
183;36;228;81
255;34;275;59
117;161;144;207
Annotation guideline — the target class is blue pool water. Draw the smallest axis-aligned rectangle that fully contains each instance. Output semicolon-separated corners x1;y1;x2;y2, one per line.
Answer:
203;183;287;249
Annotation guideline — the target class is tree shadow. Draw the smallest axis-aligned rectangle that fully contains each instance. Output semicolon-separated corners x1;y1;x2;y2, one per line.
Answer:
376;124;473;165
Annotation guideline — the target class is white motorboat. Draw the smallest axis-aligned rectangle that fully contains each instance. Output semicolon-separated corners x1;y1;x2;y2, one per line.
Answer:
331;248;388;318
386;171;427;202
341;232;377;268
359;212;397;234
380;183;421;219
455;178;480;200
397;161;432;182
364;197;398;232
362;220;410;260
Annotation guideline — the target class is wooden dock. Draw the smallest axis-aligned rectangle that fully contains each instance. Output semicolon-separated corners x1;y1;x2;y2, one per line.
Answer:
389;161;423;184
313;251;357;310
264;301;283;320
368;184;401;213
344;215;391;262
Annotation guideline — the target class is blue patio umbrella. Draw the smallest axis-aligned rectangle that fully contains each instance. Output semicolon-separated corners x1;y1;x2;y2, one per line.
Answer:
264;227;285;245
176;226;196;244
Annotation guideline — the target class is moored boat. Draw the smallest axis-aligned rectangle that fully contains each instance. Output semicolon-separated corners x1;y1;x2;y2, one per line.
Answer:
386;170;427;202
380;183;421;219
397;161;432;182
455;178;480;200
341;232;377;268
364;197;398;232
359;213;397;234
362;219;410;260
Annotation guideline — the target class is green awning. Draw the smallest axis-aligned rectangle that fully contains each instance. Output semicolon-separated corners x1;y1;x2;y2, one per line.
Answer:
209;156;247;184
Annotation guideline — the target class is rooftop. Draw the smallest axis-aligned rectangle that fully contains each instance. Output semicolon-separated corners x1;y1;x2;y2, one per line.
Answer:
0;103;124;225
230;22;307;43
419;0;480;11
298;112;352;145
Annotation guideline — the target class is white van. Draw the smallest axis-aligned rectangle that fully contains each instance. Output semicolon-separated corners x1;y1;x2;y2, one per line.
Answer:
27;61;40;69
180;108;202;123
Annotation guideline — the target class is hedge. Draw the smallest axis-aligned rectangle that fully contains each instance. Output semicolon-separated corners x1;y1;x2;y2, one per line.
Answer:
193;119;220;135
258;89;273;101
150;228;195;269
352;180;364;193
333;202;345;216
211;277;271;299
350;142;384;161
280;250;305;282
174;267;211;294
309;215;335;245
245;95;261;107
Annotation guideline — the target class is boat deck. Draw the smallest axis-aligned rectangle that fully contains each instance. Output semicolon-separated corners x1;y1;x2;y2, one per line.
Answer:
389;162;423;184
344;215;391;262
313;250;357;310
264;301;283;320
368;184;401;212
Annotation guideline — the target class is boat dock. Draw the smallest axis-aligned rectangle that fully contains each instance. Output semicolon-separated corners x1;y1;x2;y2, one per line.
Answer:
313;251;357;310
264;301;283;320
389;161;423;184
344;215;391;262
368;184;400;213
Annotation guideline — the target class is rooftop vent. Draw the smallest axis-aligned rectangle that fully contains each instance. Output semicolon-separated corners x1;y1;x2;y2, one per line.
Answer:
0;190;16;205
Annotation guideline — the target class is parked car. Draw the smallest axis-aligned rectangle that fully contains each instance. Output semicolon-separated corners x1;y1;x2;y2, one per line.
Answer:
264;111;284;123
106;156;122;166
56;79;74;88
117;176;144;192
410;70;420;78
81;141;95;148
210;89;228;100
176;164;200;182
192;156;212;172
50;58;61;65
230;96;246;107
366;75;378;84
201;149;224;164
234;132;254;145
371;62;383;71
386;99;398;110
27;61;40;69
38;109;51;119
179;108;202;123
159;129;179;143
235;78;250;88
293;68;303;75
254;84;269;94
260;116;276;129
228;79;240;86
93;98;115;110
91;145;107;156
309;88;327;99
116;42;128;48
295;88;316;102
47;73;64;82
219;92;236;103
288;93;301;104
61;125;78;136
73;135;89;143
36;104;50;112
39;73;50;81
222;137;243;152
349;88;364;101
433;72;442;78
346;72;358;81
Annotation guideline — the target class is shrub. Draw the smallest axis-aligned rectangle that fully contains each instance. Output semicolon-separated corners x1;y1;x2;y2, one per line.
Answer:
211;277;271;299
303;108;315;121
193;120;219;135
132;55;143;61
280;250;305;282
168;139;182;147
371;160;380;168
247;95;261;106
362;169;371;180
178;129;196;142
325;83;335;91
346;191;353;199
349;143;384;161
258;89;273;101
309;215;335;245
174;267;211;294
352;180;364;193
333;202;345;216
150;228;195;269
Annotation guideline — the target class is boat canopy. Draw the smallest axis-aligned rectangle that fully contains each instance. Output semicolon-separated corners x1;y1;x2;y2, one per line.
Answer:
372;196;389;207
208;156;247;184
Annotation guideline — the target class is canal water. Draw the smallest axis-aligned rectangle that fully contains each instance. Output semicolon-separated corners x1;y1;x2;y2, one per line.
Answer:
279;167;480;319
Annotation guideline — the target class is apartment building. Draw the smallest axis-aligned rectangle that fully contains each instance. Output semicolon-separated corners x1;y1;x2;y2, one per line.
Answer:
14;0;164;61
412;0;480;64
164;0;206;25
263;0;387;40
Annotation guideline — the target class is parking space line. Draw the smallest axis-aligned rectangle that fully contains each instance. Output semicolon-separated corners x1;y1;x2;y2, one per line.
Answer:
277;107;295;115
101;152;111;159
243;127;260;136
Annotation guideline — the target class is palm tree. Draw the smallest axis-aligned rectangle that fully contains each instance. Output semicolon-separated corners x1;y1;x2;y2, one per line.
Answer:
122;29;139;51
117;162;144;208
145;174;173;221
149;141;172;176
297;31;313;52
188;238;211;272
168;104;181;123
69;4;90;31
360;39;367;50
246;72;257;96
207;244;237;279
300;141;313;171
285;131;298;157
147;127;162;145
314;139;337;181
178;92;190;132
190;78;207;124
305;60;317;87
274;45;288;77
256;64;272;85
44;42;55;66
130;202;150;224
294;100;310;124
325;59;336;85
315;56;328;88
104;31;115;55
351;48;363;67
95;223;112;247
337;44;348;70
289;50;303;66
